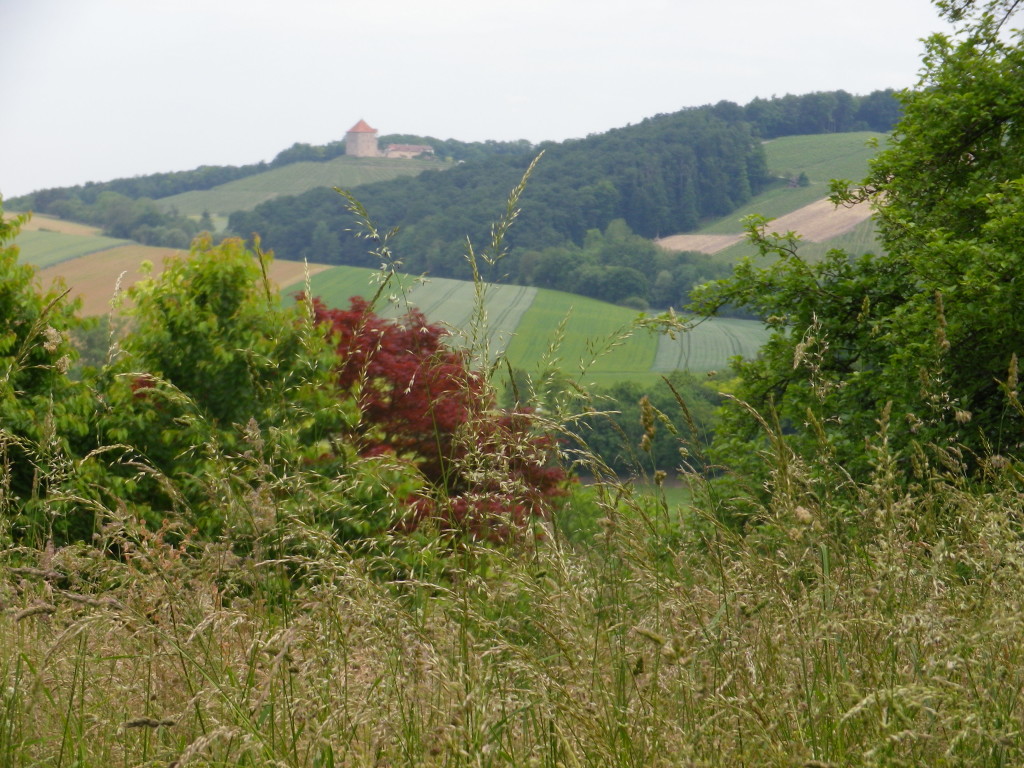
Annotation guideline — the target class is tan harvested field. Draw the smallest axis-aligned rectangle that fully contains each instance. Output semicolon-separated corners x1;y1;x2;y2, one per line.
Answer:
656;232;744;254
657;197;874;254
270;258;334;293
36;244;331;316
768;197;874;241
35;245;180;316
13;212;102;236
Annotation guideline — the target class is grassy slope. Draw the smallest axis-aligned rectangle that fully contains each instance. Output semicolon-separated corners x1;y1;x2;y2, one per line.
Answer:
16;212;103;236
298;265;657;378
156;156;445;216
294;264;767;383
763;131;886;181
301;266;538;359
700;132;885;264
14;230;129;269
652;315;768;373
698;131;884;236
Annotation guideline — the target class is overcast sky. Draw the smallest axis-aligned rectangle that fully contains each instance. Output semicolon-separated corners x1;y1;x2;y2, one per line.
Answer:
1;0;950;199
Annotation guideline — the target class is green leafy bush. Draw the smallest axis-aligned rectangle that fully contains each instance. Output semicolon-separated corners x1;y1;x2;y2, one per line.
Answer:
0;200;99;544
693;3;1024;523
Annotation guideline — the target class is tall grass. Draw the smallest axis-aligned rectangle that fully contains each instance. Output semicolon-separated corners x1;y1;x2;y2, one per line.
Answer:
4;447;1024;766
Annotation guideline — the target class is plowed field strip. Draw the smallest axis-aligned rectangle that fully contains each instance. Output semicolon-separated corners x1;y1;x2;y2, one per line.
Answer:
656;196;874;254
16;214;102;236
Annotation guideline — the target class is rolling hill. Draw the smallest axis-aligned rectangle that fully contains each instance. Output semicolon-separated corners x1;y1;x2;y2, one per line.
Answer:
13;220;766;380
292;264;768;384
656;131;884;257
12;130;886;381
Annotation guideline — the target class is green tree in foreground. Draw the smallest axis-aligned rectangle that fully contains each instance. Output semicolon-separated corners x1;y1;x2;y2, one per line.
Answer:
97;236;365;535
0;200;97;543
693;0;1024;518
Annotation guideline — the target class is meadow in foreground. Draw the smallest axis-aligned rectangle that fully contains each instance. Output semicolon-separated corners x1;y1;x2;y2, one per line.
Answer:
3;436;1024;767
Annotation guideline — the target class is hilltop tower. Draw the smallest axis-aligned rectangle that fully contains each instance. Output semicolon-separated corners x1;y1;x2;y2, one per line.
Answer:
345;119;379;157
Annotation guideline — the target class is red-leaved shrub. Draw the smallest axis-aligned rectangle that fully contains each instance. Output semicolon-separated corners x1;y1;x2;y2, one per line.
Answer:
304;295;568;541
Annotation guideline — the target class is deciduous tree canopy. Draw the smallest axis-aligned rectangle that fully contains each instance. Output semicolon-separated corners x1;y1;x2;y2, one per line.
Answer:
693;1;1024;517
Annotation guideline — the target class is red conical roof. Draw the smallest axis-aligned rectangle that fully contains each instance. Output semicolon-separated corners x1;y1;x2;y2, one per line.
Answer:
347;119;376;133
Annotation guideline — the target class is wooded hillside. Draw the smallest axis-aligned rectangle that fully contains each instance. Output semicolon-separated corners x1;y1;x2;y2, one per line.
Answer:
229;108;769;276
227;89;899;279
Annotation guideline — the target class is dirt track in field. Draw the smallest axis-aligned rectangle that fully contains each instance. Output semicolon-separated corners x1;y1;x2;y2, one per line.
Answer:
656;198;873;254
37;244;331;317
655;233;744;254
768;198;873;241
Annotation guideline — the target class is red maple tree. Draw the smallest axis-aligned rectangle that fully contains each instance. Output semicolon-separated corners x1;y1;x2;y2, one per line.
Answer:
304;295;568;541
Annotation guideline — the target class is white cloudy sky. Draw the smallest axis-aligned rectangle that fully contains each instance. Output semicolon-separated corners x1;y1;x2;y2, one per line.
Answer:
1;0;950;198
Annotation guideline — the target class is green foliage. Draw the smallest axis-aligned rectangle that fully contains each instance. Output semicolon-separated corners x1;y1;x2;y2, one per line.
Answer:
98;235;364;533
742;88;901;138
516;218;732;308
121;236;317;427
67;315;124;377
576;373;721;476
0;200;97;544
694;3;1024;520
36;190;203;247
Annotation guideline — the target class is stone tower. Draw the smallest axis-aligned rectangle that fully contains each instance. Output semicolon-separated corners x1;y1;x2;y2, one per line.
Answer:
345;119;379;158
